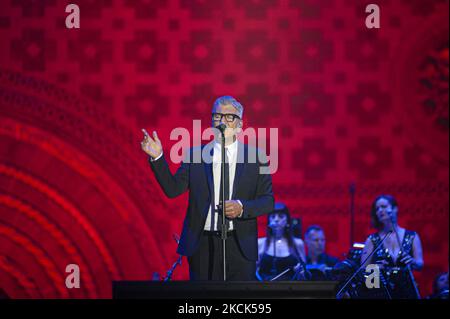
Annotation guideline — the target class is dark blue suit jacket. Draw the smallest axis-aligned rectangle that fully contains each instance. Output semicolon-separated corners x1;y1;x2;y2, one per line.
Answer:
149;142;274;261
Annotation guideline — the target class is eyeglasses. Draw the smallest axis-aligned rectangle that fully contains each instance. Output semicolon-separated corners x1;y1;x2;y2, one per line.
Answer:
212;112;241;122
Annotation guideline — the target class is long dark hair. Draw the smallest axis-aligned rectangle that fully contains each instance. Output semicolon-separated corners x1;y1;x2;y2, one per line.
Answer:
263;203;302;260
370;194;399;230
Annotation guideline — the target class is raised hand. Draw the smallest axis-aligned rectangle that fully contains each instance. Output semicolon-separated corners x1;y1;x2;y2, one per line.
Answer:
140;129;163;159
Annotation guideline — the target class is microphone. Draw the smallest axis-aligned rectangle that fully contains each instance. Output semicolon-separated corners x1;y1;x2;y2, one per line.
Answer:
216;124;227;133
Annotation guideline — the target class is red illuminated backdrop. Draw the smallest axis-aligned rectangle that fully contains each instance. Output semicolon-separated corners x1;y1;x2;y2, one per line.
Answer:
0;0;448;298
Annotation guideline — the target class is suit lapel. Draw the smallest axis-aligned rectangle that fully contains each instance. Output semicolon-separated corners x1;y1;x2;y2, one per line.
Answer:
232;143;246;199
203;143;214;199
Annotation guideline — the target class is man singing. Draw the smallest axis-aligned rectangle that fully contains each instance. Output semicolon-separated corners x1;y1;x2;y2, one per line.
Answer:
140;96;274;280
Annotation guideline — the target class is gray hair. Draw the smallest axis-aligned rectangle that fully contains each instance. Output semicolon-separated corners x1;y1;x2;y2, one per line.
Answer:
305;225;324;238
212;96;244;118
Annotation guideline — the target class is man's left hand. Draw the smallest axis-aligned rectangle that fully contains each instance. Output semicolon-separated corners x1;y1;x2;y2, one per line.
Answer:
225;200;243;219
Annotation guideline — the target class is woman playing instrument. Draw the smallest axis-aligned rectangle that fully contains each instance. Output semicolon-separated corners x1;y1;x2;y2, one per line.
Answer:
360;195;424;299
256;203;308;281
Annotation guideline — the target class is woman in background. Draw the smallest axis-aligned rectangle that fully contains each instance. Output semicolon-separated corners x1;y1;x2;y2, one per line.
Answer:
256;203;309;281
361;194;424;299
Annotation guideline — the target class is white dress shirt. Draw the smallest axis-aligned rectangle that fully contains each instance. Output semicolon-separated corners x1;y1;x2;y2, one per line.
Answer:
151;139;242;231
203;139;240;231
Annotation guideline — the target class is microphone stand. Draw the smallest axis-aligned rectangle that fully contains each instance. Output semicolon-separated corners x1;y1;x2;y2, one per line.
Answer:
389;217;421;299
219;128;228;281
163;234;182;282
336;230;393;299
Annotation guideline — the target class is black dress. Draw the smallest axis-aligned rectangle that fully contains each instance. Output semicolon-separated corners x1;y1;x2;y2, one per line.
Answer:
258;253;300;281
367;230;420;299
